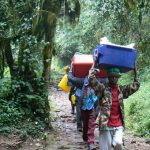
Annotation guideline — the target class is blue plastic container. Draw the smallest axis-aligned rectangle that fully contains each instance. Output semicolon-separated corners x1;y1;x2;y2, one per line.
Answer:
93;44;137;73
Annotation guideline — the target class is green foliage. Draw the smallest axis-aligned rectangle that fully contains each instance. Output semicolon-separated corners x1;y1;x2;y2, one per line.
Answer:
17;118;46;139
55;1;100;57
0;100;22;127
0;0;81;138
0;77;48;137
125;68;150;137
55;0;150;69
50;56;67;84
138;66;150;83
118;71;134;85
0;77;11;98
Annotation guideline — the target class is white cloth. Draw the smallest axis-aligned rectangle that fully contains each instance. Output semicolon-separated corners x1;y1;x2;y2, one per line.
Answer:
100;37;135;49
99;126;124;150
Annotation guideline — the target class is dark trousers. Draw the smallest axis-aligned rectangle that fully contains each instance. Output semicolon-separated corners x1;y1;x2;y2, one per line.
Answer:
76;100;82;129
81;109;95;144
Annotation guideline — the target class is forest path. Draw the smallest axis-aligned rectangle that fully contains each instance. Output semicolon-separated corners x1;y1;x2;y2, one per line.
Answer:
45;86;150;150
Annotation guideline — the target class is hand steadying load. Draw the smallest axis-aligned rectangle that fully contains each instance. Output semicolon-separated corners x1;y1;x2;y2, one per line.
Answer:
88;68;99;79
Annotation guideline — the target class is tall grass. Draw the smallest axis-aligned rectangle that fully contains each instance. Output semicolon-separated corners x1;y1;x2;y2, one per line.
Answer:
124;67;150;137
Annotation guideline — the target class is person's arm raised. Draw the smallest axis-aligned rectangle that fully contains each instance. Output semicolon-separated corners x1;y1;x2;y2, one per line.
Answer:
88;68;105;97
120;66;140;98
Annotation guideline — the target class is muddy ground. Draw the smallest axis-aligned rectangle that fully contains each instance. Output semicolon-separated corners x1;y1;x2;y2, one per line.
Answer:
0;86;150;150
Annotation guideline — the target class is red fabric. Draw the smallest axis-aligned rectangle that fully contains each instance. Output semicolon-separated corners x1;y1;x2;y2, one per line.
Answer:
81;109;95;144
107;84;123;127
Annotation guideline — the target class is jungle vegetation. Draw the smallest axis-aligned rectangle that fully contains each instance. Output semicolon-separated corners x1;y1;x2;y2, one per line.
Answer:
0;0;150;138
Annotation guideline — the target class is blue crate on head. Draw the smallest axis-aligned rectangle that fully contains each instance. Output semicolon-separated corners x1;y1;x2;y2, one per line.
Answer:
93;44;137;73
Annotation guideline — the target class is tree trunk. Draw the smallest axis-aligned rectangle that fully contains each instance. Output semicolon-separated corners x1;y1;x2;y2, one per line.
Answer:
42;12;57;128
4;39;17;79
0;48;4;79
42;29;55;82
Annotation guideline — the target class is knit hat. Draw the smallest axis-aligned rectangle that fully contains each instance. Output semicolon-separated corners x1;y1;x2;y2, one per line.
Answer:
64;66;70;73
106;67;121;78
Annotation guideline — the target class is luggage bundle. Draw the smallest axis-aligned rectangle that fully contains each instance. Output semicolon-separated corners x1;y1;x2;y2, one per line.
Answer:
93;44;137;73
58;42;137;92
71;44;137;78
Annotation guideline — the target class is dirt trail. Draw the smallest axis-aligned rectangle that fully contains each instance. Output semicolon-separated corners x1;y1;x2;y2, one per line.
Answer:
45;87;150;150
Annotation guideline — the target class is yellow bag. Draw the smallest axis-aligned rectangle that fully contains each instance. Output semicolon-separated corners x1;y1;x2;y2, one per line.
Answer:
58;74;71;92
71;94;76;105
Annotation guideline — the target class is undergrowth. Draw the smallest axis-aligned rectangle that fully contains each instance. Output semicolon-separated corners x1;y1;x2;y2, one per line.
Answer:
124;66;150;138
0;77;48;139
51;56;68;84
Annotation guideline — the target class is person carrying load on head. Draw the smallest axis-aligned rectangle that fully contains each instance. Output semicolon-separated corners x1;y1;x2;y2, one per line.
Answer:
68;71;98;150
64;64;82;131
88;67;140;150
61;65;78;115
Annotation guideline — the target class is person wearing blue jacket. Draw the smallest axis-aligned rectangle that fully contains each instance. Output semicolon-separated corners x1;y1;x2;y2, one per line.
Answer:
68;72;97;150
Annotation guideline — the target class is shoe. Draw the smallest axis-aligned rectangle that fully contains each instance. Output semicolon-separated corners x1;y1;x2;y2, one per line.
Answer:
83;139;88;145
71;109;75;114
83;136;88;142
77;128;82;132
88;144;96;150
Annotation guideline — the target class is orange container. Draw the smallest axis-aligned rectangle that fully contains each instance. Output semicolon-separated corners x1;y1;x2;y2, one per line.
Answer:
72;54;106;78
